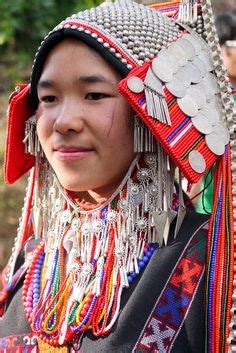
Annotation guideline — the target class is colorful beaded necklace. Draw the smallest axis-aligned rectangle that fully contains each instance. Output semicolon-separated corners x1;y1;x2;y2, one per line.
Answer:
22;152;177;346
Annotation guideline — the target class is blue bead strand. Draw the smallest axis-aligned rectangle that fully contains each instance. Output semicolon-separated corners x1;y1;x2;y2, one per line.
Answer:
128;243;157;284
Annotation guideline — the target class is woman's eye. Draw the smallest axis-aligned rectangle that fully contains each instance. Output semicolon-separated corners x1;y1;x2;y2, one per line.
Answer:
40;96;57;103
85;92;108;100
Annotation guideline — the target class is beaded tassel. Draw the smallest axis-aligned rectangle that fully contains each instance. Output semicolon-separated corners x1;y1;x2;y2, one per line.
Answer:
205;145;234;353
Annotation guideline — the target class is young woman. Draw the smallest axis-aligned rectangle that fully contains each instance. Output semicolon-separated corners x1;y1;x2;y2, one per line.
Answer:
0;0;234;352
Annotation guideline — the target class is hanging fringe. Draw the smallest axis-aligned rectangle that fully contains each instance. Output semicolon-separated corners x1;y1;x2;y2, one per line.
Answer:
205;145;234;353
177;0;198;25
134;116;158;153
144;68;171;126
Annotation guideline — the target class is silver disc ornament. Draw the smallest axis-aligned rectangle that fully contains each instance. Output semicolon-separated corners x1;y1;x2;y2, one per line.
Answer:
183;33;202;55
174;68;191;88
177;95;198;117
152;57;174;83
204;73;220;94
191;114;213;134
192;57;207;77
198;50;214;72
167;42;188;67
200;106;220;124
205;133;225;156
127;76;144;93
165;77;186;98
177;37;196;60
159;49;180;73
184;62;202;84
212;122;230;145
188;150;206;173
186;85;207;110
198;80;214;102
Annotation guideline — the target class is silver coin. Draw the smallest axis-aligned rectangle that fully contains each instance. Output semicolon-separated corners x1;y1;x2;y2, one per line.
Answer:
177;95;198;117
192;57;207;77
182;34;202;55
152;57;174;82
212;122;230;145
159;49;180;73
199;80;215;102
167;42;188;67
198;50;214;72
127;76;144;93
186;85;207;110
204;73;220;94
175;68;191;88
209;94;222;111
188;150;206;173
177;37;196;60
200;105;220;124
191;114;213;134
184;62;202;84
205;133;225;155
165;77;186;97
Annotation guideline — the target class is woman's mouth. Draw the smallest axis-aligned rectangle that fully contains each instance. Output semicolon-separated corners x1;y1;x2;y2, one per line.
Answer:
54;146;94;161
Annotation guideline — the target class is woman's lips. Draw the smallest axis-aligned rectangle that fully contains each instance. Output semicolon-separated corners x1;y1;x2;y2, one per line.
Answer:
54;147;94;161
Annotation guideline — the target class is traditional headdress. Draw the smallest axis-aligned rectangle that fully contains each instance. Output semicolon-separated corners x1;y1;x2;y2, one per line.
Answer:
2;0;236;351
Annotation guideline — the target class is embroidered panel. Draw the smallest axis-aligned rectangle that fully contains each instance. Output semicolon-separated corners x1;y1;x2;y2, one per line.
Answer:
133;222;208;353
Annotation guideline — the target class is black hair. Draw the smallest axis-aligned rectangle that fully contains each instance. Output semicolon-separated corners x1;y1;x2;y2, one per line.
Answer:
215;11;236;45
29;29;129;109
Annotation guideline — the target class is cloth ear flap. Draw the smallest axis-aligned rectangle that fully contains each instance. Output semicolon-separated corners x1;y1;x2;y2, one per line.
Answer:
4;84;35;184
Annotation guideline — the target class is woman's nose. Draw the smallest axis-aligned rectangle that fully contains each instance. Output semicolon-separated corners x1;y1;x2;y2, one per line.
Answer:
54;100;84;134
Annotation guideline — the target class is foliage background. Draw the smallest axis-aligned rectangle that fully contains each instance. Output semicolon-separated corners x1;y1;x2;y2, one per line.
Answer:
0;0;101;274
0;0;235;274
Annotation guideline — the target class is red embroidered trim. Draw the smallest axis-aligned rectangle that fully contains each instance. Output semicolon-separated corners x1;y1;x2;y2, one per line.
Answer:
119;62;218;183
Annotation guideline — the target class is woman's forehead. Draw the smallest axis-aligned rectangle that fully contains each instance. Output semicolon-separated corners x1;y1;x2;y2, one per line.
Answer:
40;38;122;82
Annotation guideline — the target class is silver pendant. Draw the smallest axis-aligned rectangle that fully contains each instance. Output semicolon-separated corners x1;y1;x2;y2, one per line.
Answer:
152;210;168;247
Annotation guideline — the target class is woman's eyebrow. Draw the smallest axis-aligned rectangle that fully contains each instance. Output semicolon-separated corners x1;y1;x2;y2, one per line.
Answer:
37;79;55;89
37;75;116;88
77;75;116;86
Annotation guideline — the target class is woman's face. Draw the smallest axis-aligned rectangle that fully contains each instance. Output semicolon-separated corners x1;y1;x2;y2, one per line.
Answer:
36;39;135;197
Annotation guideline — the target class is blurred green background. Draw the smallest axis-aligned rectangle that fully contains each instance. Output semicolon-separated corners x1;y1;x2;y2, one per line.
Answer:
0;0;235;274
0;0;101;274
